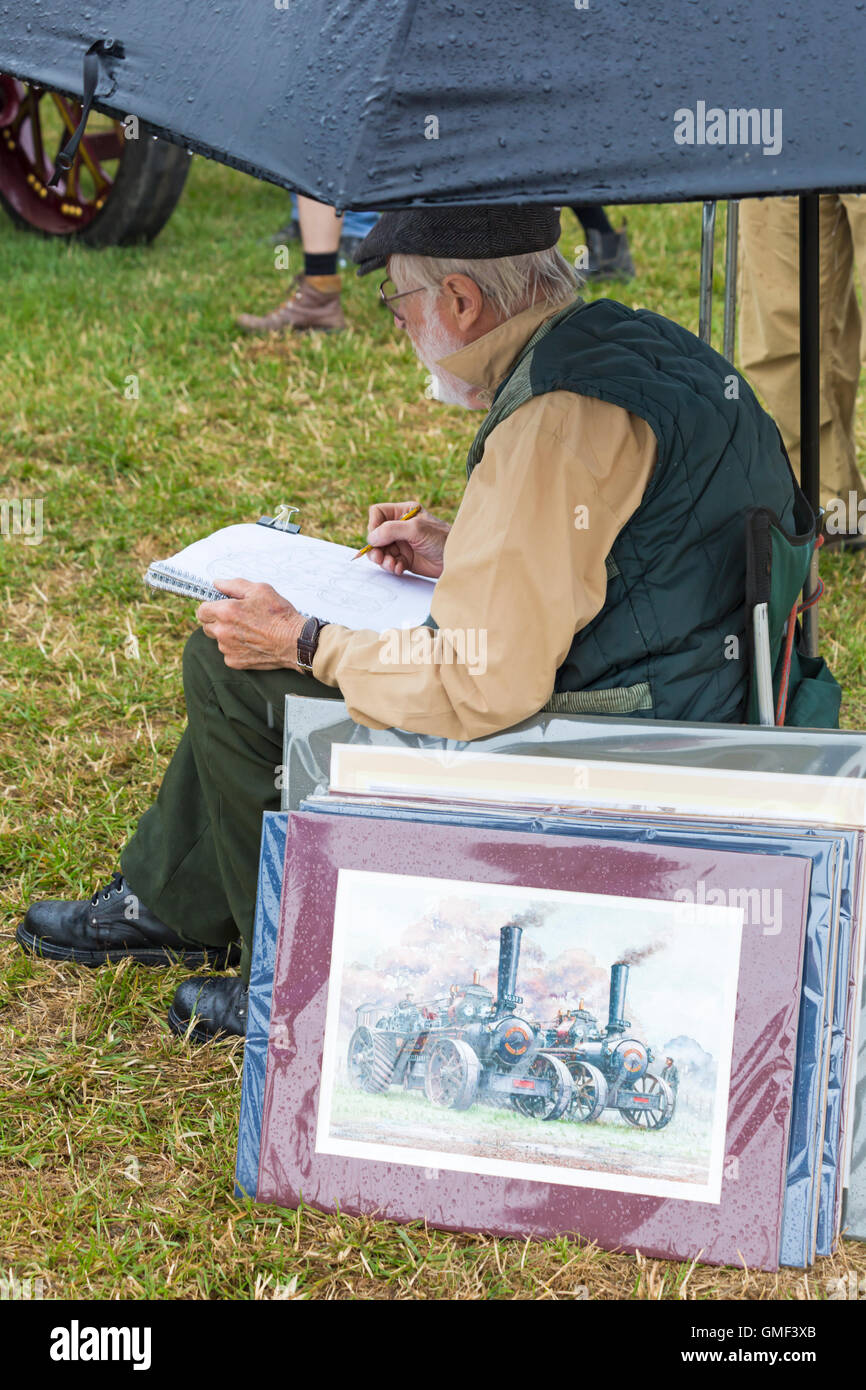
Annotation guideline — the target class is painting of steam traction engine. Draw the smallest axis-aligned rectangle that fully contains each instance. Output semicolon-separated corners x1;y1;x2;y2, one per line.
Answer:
347;921;675;1129
540;961;675;1129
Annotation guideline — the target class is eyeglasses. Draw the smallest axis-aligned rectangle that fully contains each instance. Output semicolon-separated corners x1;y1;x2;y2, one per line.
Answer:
379;278;426;324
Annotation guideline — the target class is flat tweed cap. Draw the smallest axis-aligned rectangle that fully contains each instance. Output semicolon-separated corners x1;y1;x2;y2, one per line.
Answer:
354;205;561;276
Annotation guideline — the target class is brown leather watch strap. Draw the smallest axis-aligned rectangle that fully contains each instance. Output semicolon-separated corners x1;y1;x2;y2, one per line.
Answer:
297;616;329;673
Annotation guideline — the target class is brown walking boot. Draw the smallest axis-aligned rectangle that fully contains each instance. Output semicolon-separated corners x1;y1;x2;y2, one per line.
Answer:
236;273;346;334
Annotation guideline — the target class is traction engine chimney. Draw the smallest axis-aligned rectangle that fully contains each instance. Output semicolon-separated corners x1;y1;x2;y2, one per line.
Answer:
607;961;630;1034
497;924;524;1013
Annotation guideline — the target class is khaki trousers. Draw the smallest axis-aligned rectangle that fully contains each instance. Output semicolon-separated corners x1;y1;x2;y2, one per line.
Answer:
738;194;866;510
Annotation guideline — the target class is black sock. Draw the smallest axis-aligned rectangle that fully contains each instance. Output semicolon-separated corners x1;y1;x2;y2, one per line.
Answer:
304;251;338;277
571;205;615;237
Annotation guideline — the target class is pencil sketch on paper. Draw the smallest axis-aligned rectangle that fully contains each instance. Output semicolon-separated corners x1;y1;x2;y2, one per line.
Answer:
149;523;435;630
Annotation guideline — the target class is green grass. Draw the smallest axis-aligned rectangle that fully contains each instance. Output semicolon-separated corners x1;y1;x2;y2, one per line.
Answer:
1;159;866;1299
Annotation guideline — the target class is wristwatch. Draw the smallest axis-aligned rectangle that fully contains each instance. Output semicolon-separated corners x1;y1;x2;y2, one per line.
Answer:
296;615;330;674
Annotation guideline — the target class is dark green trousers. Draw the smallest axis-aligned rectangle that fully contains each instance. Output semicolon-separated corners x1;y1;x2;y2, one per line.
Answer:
120;627;343;980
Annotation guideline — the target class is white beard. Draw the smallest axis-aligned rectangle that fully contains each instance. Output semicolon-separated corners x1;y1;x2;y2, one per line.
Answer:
411;317;479;409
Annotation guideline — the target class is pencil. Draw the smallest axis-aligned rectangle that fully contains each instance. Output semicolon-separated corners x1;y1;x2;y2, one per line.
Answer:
351;504;423;560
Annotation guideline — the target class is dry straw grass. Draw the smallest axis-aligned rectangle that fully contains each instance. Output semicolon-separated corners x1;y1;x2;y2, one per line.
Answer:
4;936;866;1300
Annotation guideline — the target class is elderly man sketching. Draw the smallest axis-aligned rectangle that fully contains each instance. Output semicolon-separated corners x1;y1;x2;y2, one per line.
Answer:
19;206;808;1040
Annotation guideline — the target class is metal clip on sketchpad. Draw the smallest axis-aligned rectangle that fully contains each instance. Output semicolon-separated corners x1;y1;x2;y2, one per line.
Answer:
47;40;122;188
257;505;301;534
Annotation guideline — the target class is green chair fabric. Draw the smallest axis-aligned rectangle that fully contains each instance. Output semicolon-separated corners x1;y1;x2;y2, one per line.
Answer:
745;508;841;728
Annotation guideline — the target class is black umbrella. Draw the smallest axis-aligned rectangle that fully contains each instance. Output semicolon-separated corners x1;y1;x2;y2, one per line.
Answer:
1;2;863;207
3;0;866;639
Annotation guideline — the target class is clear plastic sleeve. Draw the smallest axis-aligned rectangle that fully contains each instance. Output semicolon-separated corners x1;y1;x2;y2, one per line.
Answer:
252;811;811;1269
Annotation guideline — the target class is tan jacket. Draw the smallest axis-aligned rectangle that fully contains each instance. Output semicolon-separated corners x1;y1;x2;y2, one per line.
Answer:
313;300;657;739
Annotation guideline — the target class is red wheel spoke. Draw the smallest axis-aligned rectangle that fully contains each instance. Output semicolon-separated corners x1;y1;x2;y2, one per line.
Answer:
67;150;81;200
25;87;48;177
0;74;23;128
10;93;36;167
51;93;96;195
82;129;124;162
52;94;81;132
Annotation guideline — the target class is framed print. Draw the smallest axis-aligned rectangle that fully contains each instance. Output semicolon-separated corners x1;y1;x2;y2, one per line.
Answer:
252;813;810;1269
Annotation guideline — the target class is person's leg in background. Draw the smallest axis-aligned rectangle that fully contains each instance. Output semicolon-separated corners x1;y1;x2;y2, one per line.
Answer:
821;196;864;536
572;204;615;237
270;195;379;268
739;194;866;536
238;194;347;333
269;194;301;247
571;204;635;281
339;206;380;265
840;194;866;381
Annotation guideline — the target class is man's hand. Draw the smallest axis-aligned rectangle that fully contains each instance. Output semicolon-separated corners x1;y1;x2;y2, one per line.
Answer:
365;500;451;578
196;579;306;669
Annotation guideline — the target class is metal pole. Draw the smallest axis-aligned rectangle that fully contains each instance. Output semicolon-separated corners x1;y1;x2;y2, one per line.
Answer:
699;200;716;344
799;193;821;657
723;200;739;363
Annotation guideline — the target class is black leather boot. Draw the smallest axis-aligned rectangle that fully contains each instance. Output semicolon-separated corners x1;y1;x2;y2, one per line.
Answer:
16;873;240;970
167;975;248;1043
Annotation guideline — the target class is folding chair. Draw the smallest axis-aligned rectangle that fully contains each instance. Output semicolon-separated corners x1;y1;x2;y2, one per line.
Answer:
745;508;841;728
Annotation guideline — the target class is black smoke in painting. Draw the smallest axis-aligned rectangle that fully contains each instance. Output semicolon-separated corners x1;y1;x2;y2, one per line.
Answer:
339;895;649;1038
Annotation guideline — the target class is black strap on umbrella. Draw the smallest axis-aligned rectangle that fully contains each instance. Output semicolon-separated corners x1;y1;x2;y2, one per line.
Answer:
47;40;121;187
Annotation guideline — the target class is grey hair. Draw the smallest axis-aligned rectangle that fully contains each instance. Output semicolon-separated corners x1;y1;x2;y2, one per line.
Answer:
390;246;581;320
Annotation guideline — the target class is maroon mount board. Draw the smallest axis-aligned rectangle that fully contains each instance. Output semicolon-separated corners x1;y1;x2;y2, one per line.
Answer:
256;814;810;1270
